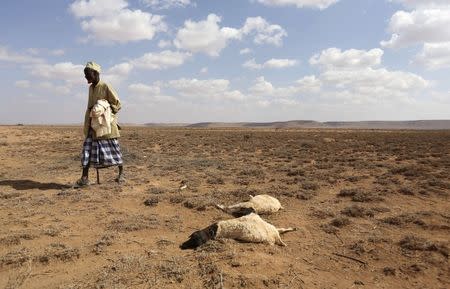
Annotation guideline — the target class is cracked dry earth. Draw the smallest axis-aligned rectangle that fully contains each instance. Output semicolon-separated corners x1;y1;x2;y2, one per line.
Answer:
0;125;449;289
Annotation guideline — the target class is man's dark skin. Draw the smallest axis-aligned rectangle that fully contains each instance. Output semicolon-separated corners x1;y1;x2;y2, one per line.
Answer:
81;67;124;182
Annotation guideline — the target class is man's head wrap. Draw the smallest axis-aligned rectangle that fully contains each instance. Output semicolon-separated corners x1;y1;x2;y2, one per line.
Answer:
85;61;101;73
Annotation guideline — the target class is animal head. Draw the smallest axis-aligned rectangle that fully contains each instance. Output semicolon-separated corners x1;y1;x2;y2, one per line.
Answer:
231;207;256;217
180;223;218;250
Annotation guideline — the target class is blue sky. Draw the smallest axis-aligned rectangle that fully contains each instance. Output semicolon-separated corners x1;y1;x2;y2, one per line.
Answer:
1;0;449;124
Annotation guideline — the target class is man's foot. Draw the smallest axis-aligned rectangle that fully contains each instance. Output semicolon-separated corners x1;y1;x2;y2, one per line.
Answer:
115;174;126;184
73;178;90;188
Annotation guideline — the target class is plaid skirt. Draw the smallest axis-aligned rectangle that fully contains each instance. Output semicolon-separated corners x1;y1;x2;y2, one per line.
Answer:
81;134;123;168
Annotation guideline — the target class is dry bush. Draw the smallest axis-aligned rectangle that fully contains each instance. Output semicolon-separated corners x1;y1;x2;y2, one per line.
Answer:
108;214;159;232
330;217;351;227
157;257;189;283
341;205;374;218
0;248;31;267
92;233;115;255
399;235;448;257
38;243;80;263
382;214;426;227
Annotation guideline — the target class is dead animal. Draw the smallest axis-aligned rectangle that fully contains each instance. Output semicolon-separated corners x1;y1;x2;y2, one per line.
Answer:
216;194;283;217
180;213;296;249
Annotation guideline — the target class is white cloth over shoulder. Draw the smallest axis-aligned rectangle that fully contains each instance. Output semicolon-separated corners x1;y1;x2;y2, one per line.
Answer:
90;99;112;137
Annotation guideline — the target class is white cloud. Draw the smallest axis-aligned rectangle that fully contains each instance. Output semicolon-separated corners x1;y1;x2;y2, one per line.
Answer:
249;76;275;95
50;49;65;56
141;0;193;9
158;39;172;48
129;83;161;95
320;67;428;104
174;14;240;56
381;9;450;49
132;50;191;69
249;75;321;97
243;59;262;69
128;82;175;103
37;81;72;95
31;62;85;83
70;0;166;43
0;46;43;64
243;58;298;69
70;0;128;18
255;0;340;10
174;14;286;56
103;62;134;86
240;48;252;55
15;80;30;88
389;0;450;9
310;48;383;70
200;67;208;74
247;47;429;106
241;17;287;46
415;42;450;70
169;78;245;101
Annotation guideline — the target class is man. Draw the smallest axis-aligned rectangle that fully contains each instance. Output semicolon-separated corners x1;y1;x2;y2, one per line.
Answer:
74;61;124;187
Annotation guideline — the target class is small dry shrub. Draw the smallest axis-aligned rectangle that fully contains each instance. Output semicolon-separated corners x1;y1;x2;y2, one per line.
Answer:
0;248;31;267
301;181;319;191
38;243;80;263
108;214;159;232
341;205;374;218
337;188;361;197
399;235;448;257
144;197;159;206
148;186;168;195
157;257;189;283
330;217;351;227
398;187;414;195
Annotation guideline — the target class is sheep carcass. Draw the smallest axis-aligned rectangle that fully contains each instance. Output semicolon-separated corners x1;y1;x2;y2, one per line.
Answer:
216;194;283;216
180;213;296;249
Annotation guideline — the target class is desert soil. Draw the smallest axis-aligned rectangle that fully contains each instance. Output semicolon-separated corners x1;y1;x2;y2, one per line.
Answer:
0;126;449;289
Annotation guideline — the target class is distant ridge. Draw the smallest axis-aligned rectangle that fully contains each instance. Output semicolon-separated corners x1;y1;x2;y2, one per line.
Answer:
161;120;450;130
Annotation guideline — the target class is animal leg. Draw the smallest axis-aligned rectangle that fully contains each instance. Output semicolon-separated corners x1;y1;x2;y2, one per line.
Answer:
275;235;287;246
277;227;297;234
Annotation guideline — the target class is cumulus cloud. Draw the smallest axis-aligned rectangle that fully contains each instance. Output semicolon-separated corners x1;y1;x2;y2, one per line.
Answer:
158;39;172;48
31;62;85;83
310;48;383;70
169;78;245;101
249;75;321;97
240;48;252;55
174;14;240;56
70;0;128;18
307;47;429;103
132;50;192;69
128;82;175;102
381;9;450;49
103;62;134;86
70;0;166;43
254;0;340;10
0;46;43;64
141;0;193;9
389;0;450;8
174;14;286;56
249;47;429;106
243;58;298;69
15;80;31;88
415;42;450;70
241;17;287;46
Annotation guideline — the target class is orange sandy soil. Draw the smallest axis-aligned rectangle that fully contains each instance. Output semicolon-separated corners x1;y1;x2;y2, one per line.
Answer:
0;125;448;289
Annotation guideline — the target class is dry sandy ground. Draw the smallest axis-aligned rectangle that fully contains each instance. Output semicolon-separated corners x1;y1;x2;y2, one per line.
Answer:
0;126;448;289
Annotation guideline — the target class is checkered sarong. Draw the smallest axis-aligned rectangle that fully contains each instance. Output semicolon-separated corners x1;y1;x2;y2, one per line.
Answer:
81;134;123;168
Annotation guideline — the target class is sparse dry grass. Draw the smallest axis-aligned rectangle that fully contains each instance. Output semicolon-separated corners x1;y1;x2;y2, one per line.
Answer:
0;126;449;289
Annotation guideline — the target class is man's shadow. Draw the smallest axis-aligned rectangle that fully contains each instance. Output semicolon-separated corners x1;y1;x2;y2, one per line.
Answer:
0;180;71;190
